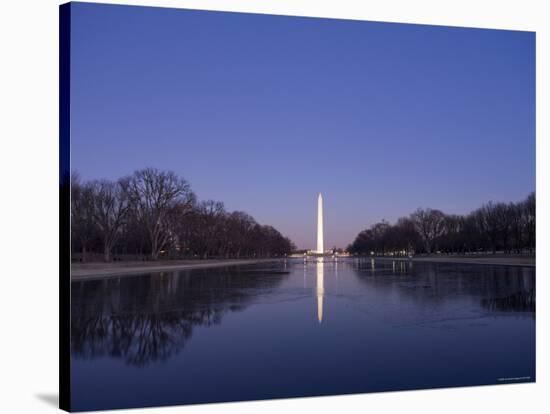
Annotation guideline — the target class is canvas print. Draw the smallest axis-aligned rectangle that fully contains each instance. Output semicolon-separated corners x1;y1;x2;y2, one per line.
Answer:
59;2;536;412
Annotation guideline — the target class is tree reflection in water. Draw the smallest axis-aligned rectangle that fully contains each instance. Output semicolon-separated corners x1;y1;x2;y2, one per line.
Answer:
71;267;288;366
481;289;535;313
353;259;535;315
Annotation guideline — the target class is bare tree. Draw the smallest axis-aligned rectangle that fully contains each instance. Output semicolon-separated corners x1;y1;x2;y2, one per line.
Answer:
494;203;514;253
71;173;96;262
126;168;195;260
477;202;501;254
226;211;257;258
524;192;536;252
411;208;446;253
509;202;525;253
441;214;463;254
90;179;130;262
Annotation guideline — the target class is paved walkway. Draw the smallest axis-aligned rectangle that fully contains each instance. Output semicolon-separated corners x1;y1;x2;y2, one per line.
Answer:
71;258;281;281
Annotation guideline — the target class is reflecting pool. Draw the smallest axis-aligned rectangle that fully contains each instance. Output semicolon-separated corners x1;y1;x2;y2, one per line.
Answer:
71;259;535;411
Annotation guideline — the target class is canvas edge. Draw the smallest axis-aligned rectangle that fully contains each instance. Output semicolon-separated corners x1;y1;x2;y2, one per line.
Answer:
59;2;72;412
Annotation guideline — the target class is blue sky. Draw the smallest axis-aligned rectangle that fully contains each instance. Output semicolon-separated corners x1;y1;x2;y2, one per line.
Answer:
69;2;535;249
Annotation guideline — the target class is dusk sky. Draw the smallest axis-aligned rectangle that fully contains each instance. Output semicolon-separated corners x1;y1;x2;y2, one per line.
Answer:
70;2;535;250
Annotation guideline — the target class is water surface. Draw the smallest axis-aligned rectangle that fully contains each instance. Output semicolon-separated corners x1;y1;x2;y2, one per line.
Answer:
71;259;535;411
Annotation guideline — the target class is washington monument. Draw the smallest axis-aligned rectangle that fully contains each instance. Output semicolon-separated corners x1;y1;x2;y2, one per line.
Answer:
317;193;324;254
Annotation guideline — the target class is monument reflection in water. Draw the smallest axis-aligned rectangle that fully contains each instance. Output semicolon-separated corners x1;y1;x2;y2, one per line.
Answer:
314;193;326;323
71;260;535;411
317;260;324;323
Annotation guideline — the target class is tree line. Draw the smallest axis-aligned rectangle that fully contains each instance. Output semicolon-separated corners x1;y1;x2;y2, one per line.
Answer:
347;193;535;256
71;168;295;262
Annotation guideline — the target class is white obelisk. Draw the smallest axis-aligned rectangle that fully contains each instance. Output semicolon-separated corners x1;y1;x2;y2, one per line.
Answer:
317;193;324;254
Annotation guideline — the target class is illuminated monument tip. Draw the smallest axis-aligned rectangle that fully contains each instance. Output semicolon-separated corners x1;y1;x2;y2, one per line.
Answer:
317;193;324;254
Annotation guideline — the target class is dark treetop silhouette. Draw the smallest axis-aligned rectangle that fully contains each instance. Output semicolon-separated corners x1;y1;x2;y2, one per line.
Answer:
348;193;535;256
71;168;295;262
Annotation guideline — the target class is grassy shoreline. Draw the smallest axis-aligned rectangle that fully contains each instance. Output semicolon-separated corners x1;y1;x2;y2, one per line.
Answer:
71;258;283;281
